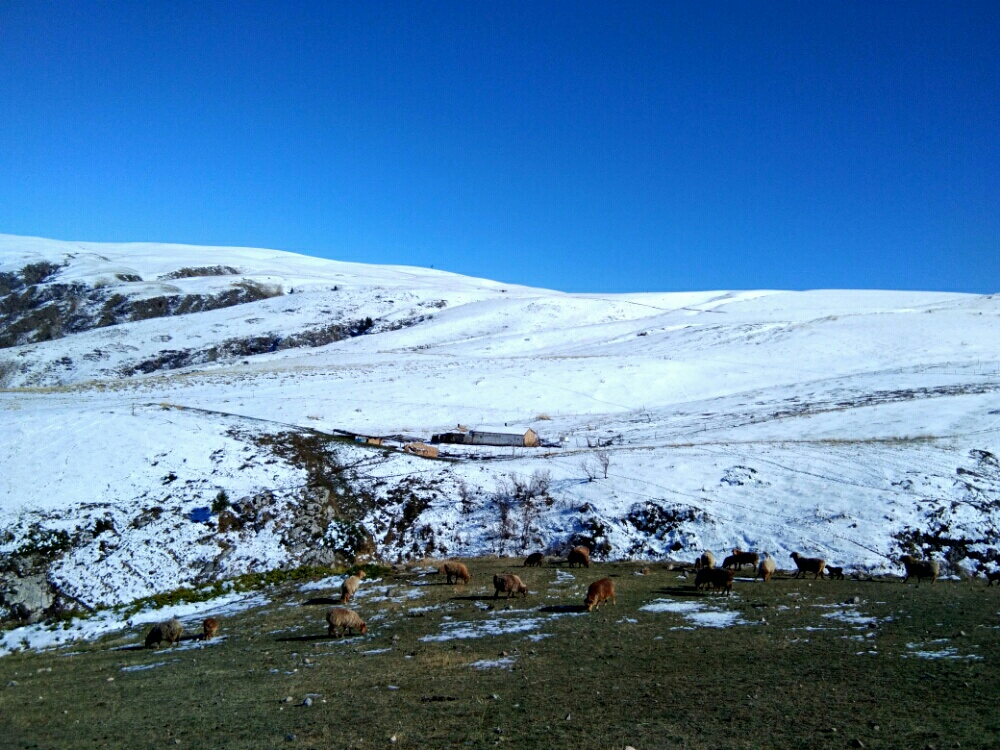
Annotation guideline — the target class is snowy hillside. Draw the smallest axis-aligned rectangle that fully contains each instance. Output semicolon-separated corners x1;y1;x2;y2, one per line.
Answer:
2;233;999;621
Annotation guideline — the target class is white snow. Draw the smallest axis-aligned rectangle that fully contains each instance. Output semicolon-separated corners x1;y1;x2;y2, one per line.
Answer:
639;598;749;628
420;615;545;642
1;233;999;618
469;656;517;670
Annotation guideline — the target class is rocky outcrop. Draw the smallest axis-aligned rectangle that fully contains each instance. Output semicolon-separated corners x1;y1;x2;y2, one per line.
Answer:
0;264;283;349
0;572;56;624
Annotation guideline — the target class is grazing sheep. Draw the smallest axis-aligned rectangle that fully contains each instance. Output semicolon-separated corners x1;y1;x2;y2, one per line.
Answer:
825;565;845;580
493;573;529;599
584;578;616;611
144;623;165;649
145;617;183;648
790;552;826;579
899;555;939;585
695;551;716;570
326;607;368;637
340;571;367;603
163;617;183;645
524;552;545;567
567;546;591;568
755;555;776;582
722;549;759;571
694;567;735;595
439;561;471;585
985;570;1000;587
202;617;219;641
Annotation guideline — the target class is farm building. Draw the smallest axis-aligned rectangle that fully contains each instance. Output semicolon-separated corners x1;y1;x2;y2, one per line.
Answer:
403;442;439;458
431;426;540;448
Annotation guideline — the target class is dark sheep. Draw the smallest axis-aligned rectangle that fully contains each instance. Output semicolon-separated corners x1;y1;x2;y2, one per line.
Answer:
722;549;759;571
694;567;735;595
567;546;591;568
899;555;939;585
524;552;545;567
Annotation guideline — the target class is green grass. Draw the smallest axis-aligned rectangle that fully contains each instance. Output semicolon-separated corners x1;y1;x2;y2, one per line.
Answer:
2;560;999;750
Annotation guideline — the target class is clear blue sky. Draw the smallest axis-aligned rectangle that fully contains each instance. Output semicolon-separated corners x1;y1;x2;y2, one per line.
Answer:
1;2;997;293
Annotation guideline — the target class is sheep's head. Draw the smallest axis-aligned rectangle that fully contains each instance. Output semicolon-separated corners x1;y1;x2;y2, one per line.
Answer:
359;622;368;635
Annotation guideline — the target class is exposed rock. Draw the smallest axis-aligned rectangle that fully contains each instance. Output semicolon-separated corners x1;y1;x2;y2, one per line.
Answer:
0;573;56;623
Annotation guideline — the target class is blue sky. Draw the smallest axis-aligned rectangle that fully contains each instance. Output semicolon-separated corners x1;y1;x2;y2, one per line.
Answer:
1;2;997;293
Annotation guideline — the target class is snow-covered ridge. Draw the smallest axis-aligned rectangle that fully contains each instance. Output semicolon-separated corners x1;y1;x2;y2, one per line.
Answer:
1;234;999;624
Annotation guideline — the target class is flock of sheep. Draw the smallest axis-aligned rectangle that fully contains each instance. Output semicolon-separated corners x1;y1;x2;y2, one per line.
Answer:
141;545;960;648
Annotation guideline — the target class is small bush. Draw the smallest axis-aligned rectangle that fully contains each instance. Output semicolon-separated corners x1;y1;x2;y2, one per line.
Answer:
21;261;61;286
211;490;230;513
233;279;283;299
160;266;240;280
13;526;72;559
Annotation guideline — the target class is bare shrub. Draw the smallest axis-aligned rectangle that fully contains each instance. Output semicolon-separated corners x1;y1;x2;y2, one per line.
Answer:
596;450;611;479
456;480;478;516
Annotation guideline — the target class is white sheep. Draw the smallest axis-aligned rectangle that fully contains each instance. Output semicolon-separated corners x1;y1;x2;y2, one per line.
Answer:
340;571;367;603
755;555;776;582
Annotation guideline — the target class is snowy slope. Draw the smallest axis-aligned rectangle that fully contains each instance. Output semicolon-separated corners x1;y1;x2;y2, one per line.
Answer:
1;234;999;615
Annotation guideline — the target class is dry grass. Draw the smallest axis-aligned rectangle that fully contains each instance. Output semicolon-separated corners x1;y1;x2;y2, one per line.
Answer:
2;559;999;749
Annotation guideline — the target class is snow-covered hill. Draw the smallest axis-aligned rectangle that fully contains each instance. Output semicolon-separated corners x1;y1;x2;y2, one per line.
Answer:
2;233;999;621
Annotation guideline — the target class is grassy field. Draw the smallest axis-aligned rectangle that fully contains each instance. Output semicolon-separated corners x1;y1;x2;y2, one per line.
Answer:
2;559;999;750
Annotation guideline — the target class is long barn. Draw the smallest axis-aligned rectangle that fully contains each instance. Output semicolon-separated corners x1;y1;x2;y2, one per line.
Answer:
431;427;540;447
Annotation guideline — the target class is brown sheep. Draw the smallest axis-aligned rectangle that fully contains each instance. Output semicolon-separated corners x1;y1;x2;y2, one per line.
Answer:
755;555;776;582
695;567;734;595
694;551;716;570
202;617;220;641
790;552;826;579
493;573;529;599
722;549;759;570
584;578;616;611
899;555;939;585
326;607;367;637
825;565;845;580
524;552;545;567
567;546;591;568
986;570;1000;587
439;561;471;585
340;571;367;603
145;617;183;648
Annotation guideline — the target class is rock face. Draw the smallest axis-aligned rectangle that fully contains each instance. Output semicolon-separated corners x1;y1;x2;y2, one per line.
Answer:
0;573;56;623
